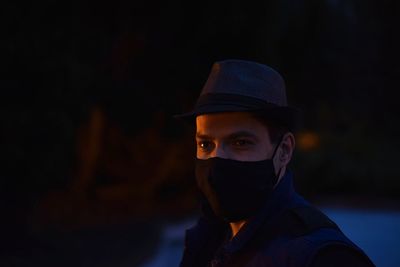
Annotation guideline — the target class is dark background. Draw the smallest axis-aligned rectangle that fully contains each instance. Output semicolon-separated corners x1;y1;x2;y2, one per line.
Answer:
1;0;399;266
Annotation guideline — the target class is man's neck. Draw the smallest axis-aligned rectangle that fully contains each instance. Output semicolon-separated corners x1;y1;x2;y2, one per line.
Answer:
229;220;247;239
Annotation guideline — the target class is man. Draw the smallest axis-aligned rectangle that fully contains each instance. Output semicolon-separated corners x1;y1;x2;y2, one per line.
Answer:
176;60;375;267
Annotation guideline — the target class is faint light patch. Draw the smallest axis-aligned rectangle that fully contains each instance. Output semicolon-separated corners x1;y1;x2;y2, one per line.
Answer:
297;131;320;151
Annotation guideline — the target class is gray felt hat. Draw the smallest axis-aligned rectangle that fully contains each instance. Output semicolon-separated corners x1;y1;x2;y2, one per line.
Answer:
175;59;300;130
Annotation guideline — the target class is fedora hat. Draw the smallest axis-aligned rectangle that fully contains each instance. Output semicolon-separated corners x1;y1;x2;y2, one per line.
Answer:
176;59;301;131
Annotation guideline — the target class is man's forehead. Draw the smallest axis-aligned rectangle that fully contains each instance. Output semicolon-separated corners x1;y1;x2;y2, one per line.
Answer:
195;112;268;139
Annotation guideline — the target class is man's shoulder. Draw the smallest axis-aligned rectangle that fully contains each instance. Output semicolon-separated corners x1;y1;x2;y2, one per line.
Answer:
308;242;376;267
248;227;374;267
252;205;375;267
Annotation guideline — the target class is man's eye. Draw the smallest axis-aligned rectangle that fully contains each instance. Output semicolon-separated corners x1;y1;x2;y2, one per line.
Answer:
198;141;213;150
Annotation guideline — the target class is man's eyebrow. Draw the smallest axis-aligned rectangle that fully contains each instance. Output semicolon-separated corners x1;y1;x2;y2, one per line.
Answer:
226;131;259;140
196;131;259;140
196;133;213;139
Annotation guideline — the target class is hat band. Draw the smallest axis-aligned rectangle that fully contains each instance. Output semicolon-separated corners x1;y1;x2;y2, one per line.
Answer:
195;93;280;110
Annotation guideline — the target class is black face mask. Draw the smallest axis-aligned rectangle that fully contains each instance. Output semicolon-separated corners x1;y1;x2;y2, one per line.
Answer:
195;144;281;223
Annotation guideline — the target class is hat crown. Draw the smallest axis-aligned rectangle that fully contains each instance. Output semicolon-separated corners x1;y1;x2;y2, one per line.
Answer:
200;59;287;106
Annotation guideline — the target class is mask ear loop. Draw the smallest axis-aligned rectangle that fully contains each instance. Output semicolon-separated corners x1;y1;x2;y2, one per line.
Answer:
271;134;285;185
271;136;283;159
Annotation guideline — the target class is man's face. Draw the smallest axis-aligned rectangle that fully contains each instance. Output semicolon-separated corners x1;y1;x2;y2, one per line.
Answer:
196;112;275;161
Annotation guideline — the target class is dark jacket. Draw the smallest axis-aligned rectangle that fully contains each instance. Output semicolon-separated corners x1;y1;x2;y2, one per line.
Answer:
179;171;375;267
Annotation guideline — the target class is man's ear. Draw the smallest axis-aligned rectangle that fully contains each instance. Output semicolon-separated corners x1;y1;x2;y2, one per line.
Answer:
280;132;295;164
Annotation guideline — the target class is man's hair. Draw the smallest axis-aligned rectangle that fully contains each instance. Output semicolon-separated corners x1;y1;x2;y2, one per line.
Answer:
251;112;290;144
